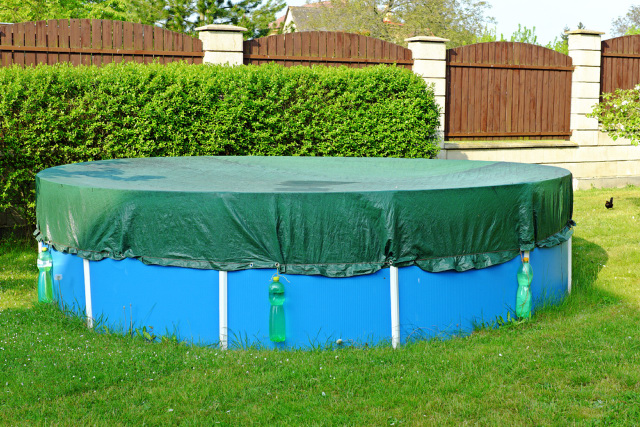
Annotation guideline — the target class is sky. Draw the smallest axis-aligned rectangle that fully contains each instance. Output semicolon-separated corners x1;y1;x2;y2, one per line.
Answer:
282;0;634;45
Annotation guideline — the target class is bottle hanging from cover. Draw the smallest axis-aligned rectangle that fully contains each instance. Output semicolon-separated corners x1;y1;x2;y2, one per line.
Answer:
37;247;54;303
516;251;533;319
269;276;285;342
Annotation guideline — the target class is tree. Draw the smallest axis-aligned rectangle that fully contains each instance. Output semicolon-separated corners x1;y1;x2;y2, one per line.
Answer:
469;23;586;55
544;22;584;55
468;25;541;47
0;0;136;22
589;86;640;146
0;0;284;39
302;0;495;47
164;0;285;38
612;5;640;36
508;24;538;44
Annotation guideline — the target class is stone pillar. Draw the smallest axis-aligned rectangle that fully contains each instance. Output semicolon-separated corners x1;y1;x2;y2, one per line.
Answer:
195;24;247;66
405;36;449;137
567;30;604;145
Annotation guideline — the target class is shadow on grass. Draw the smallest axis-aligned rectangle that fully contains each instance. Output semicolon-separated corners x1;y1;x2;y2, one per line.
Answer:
570;235;619;305
0;235;37;293
0;225;32;240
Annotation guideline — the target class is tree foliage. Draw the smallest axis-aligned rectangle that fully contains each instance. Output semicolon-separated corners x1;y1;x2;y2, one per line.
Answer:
0;0;137;22
543;22;584;55
611;5;640;36
469;23;585;55
163;0;285;38
301;0;495;47
0;0;284;39
589;86;640;146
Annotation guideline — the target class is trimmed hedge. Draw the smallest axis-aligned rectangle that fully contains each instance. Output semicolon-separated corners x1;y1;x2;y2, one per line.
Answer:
0;62;441;226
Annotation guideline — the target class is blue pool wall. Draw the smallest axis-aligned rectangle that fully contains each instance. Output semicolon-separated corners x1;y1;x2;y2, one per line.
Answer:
49;241;569;348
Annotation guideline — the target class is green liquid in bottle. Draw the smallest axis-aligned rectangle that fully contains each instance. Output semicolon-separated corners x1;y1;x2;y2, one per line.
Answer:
269;277;285;342
37;248;54;303
516;260;533;319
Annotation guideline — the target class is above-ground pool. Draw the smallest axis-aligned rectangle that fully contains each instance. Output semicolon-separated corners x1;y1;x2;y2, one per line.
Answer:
35;157;574;349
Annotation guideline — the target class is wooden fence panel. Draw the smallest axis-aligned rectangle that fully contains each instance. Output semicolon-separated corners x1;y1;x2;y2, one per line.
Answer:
80;19;91;66
102;20;113;65
181;31;192;65
243;31;413;69
601;35;640;95
122;21;134;64
446;41;573;141
69;20;82;66
91;19;102;66
0;24;12;65
46;20;58;64
134;22;144;64
162;28;173;64
58;19;70;63
173;30;182;63
35;21;47;64
24;22;36;66
13;23;24;66
0;20;204;67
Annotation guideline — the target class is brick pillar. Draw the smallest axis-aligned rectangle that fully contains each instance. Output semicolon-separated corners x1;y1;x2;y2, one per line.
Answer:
195;24;247;66
567;30;604;145
406;36;449;137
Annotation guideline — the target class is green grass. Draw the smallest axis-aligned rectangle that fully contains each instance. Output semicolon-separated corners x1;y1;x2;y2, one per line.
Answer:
1;186;640;425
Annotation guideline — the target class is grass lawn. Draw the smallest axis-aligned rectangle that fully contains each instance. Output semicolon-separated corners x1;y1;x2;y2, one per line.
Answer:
1;186;639;425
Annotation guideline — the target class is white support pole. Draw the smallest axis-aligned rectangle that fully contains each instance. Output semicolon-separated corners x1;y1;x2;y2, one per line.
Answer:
38;241;43;252
83;259;93;328
390;266;400;349
568;237;572;294
219;271;228;350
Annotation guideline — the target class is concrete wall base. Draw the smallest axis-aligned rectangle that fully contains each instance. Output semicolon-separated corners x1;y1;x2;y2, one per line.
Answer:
438;133;640;189
574;176;640;190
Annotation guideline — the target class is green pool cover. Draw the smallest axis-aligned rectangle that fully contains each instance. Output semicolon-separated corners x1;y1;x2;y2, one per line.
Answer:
35;156;574;277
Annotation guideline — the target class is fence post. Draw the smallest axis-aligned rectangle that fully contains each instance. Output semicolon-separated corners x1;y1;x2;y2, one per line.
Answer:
405;36;448;138
567;30;604;145
195;24;247;66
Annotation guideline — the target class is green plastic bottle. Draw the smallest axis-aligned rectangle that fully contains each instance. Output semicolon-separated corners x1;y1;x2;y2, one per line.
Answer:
269;276;285;342
516;253;533;319
37;247;54;303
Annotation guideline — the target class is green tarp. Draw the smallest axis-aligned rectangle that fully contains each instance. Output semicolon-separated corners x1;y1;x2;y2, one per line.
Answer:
35;156;574;277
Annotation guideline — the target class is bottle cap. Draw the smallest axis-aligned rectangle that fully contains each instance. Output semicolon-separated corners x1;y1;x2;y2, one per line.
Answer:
41;247;48;252
523;257;529;262
272;276;279;282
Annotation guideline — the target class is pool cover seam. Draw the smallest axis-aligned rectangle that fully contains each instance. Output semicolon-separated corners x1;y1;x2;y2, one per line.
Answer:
43;224;570;266
41;244;537;266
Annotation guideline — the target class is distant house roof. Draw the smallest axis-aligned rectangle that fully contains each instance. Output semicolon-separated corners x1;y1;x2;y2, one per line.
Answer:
271;2;403;33
286;3;335;32
271;14;286;29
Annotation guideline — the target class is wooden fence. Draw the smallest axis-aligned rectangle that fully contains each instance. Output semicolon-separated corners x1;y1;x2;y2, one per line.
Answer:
601;34;640;95
445;42;573;141
243;31;413;68
0;20;203;67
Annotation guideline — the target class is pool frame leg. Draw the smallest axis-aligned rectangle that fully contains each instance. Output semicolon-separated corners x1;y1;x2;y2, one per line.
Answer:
219;271;228;350
568;237;572;295
390;266;400;349
83;259;94;328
